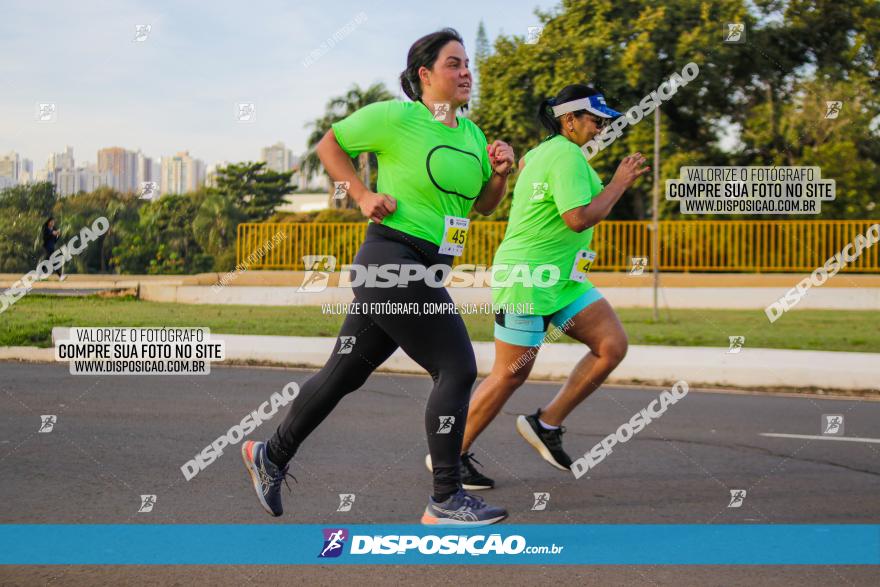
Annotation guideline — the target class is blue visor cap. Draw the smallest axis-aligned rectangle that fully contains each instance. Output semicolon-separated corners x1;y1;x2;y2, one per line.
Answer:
588;94;623;118
552;93;622;119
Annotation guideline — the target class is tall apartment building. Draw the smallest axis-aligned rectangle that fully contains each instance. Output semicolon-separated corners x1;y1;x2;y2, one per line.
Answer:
46;146;75;183
135;150;156;187
20;158;33;184
261;141;302;192
54;164;113;197
159;151;205;196
260;141;296;173
0;151;20;184
205;161;230;188
98;147;138;192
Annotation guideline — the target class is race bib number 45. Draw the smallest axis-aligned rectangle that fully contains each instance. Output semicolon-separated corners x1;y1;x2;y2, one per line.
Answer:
570;249;596;282
439;216;470;256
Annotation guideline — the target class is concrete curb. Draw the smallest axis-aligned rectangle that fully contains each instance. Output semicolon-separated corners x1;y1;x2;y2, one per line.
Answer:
5;271;877;310
0;347;54;362
40;328;880;391
138;284;880;310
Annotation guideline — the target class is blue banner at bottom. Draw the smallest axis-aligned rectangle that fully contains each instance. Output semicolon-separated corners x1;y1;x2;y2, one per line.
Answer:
1;525;878;565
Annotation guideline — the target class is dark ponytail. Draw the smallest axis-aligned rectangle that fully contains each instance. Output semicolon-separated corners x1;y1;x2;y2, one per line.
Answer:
399;28;464;100
537;84;601;137
537;97;560;135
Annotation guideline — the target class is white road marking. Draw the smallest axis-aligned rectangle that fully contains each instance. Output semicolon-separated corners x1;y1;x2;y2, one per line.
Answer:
760;433;880;444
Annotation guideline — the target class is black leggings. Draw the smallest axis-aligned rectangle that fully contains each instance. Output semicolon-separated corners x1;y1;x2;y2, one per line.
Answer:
42;246;63;276
267;223;477;499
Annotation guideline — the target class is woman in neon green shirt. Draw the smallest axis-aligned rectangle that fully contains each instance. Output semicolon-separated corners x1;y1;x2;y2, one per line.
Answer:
431;84;649;485
242;28;515;525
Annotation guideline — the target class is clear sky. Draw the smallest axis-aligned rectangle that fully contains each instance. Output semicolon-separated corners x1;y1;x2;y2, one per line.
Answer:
1;0;558;168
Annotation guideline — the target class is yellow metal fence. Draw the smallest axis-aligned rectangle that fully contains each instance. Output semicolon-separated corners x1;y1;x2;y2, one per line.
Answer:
237;220;880;273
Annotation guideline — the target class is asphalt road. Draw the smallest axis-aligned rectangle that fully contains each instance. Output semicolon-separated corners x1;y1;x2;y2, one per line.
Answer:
1;362;878;585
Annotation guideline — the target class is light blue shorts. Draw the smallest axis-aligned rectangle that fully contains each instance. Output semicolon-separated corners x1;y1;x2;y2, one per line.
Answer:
494;288;604;347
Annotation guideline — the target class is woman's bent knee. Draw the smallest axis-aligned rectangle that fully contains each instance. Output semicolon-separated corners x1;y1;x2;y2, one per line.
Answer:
492;363;530;390
441;356;477;390
604;335;628;366
460;361;478;387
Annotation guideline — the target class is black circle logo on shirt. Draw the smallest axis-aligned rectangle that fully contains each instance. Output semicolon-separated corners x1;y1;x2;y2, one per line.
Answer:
425;145;483;201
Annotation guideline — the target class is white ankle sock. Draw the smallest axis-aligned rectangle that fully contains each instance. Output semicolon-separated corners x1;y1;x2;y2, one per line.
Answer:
538;417;560;430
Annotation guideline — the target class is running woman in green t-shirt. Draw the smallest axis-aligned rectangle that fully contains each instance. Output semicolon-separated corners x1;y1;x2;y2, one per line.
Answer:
241;29;514;525
426;85;648;486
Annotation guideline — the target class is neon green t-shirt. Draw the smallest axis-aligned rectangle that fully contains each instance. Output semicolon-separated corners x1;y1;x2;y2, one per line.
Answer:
492;134;604;315
331;100;492;246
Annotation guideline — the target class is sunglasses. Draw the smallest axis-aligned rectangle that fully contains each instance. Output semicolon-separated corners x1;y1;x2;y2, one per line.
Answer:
586;114;610;129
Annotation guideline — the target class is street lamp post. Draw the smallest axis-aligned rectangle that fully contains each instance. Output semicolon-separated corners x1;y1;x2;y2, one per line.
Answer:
652;106;661;321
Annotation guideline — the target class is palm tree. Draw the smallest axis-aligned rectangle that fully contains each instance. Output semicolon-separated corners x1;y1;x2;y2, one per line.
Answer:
302;83;394;209
193;190;242;258
101;190;140;272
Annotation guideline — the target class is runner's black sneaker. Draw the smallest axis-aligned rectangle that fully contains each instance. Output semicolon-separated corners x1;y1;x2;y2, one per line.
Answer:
421;488;507;526
516;409;573;471
241;440;295;516
424;452;495;490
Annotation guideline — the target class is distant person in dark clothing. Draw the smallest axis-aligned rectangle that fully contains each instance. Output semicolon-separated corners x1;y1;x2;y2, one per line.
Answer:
41;217;65;280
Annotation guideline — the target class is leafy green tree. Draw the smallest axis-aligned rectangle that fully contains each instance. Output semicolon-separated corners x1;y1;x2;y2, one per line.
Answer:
739;76;880;218
475;0;757;219
473;0;879;220
779;0;880;88
0;182;56;272
193;187;244;270
192;162;291;271
111;233;154;274
211;162;292;221
148;244;186;275
141;195;202;263
109;194;208;274
1;175;256;276
55;187;140;273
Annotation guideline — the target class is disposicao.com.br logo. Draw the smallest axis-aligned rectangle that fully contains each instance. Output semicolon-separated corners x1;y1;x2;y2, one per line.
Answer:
318;528;563;558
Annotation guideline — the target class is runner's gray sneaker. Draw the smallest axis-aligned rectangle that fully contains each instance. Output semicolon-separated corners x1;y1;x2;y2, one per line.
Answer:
421;488;507;526
242;440;295;516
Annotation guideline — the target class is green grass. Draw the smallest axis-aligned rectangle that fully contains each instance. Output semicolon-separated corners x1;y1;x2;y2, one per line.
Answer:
2;294;878;353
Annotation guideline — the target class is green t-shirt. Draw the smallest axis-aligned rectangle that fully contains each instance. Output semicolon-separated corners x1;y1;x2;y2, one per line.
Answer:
492;135;604;315
331;100;492;246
